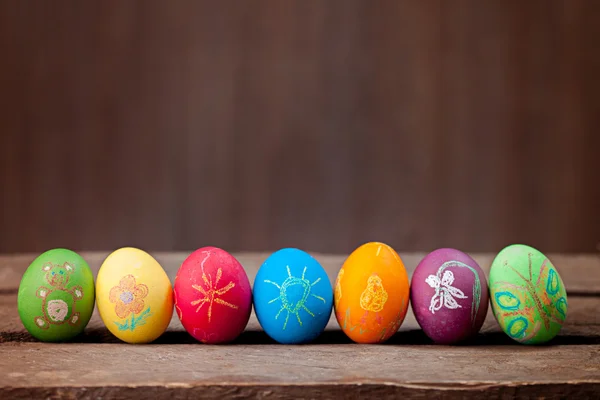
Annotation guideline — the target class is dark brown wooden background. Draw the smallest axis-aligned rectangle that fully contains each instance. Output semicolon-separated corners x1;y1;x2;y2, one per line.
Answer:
1;1;599;254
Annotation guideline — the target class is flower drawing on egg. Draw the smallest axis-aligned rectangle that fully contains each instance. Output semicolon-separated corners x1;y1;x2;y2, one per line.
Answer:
359;274;388;312
190;251;238;323
426;270;467;313
34;262;84;329
110;275;148;318
265;265;326;330
425;259;483;322
109;274;152;331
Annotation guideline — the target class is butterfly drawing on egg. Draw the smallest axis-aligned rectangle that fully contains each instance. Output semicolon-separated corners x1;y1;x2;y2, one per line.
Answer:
492;254;567;343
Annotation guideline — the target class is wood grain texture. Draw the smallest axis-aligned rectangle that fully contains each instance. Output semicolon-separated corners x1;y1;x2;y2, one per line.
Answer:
1;343;599;399
1;252;599;399
1;295;599;398
1;1;600;254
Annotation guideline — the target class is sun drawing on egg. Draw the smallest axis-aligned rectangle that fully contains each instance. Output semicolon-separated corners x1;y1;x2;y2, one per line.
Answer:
265;265;326;330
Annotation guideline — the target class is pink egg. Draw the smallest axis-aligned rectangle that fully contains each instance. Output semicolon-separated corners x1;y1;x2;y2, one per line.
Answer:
174;247;252;344
410;248;488;344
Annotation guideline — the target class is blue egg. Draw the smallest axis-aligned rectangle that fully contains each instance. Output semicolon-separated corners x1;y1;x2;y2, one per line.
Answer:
253;248;333;344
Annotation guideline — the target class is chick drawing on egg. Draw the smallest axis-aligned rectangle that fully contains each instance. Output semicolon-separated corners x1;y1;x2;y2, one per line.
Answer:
358;274;389;329
360;274;388;312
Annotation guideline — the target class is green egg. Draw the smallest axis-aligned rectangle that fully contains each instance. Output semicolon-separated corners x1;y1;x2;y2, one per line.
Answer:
489;244;567;344
17;249;95;342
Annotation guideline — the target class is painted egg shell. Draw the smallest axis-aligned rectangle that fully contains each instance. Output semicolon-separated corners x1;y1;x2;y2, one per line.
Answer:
253;248;333;344
17;249;95;342
334;242;409;343
410;248;489;344
96;247;174;343
489;244;567;344
174;247;252;344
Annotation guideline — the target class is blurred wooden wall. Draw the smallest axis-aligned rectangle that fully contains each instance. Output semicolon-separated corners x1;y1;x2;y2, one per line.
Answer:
1;1;599;254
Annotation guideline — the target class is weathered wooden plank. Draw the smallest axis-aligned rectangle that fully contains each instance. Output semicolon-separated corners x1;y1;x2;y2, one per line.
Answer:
1;252;599;294
0;342;599;399
1;252;599;399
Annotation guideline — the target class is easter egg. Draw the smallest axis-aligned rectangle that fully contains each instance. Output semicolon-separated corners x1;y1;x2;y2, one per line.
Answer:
489;244;567;344
253;248;333;344
17;249;95;342
173;247;252;344
334;242;409;343
410;248;489;344
96;247;174;343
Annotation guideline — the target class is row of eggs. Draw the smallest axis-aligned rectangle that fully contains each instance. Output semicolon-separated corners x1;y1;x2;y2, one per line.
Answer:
17;242;568;345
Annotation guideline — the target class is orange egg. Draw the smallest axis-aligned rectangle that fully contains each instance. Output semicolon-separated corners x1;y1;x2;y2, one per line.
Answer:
334;242;410;343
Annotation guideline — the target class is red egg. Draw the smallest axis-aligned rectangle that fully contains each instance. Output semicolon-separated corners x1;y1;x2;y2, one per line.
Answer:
174;247;252;344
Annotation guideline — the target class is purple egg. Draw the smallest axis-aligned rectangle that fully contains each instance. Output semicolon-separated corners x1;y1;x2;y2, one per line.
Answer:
410;248;489;344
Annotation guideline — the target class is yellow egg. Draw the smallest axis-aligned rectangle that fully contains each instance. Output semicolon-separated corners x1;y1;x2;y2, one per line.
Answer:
96;247;173;343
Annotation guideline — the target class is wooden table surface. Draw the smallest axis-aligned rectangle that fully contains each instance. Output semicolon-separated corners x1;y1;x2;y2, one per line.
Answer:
1;252;599;399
